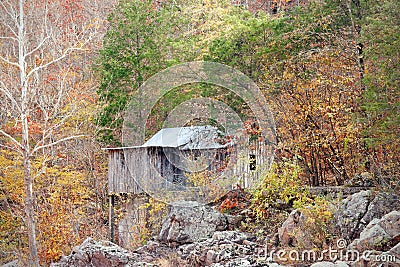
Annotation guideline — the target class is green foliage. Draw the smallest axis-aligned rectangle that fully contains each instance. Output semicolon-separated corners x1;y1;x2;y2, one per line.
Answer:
251;161;309;218
248;160;335;249
94;0;398;243
206;1;370;186
96;0;177;144
359;0;400;179
206;11;273;81
96;0;258;144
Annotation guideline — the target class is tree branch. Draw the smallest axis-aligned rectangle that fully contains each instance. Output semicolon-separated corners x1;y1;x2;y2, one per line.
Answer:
0;36;18;42
0;143;23;155
0;81;22;113
0;129;23;151
26;46;87;80
0;1;18;26
24;36;50;59
40;112;74;141
32;135;85;153
0;55;19;68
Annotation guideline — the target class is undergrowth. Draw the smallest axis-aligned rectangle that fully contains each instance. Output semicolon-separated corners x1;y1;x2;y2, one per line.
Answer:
219;160;336;250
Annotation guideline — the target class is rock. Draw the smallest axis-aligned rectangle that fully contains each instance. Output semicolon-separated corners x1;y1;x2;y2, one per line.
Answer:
52;229;290;267
388;242;400;260
349;210;400;252
51;238;141;267
335;190;400;241
178;230;262;266
158;201;229;245
277;209;311;248
206;250;217;266
132;263;154;267
349;244;400;267
118;197;149;249
0;260;20;267
225;214;243;229
266;264;288;267
210;260;288;267
347;211;400;267
176;229;290;266
335;190;373;241
362;192;400;227
212;231;248;244
278;209;300;246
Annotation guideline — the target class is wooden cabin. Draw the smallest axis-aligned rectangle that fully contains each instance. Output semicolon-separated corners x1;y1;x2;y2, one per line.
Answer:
104;125;272;246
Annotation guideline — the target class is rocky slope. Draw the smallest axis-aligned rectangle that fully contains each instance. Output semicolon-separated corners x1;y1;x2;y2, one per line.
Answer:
48;190;399;267
4;190;397;267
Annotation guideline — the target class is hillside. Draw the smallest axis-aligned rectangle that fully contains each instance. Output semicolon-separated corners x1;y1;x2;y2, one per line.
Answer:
0;0;399;266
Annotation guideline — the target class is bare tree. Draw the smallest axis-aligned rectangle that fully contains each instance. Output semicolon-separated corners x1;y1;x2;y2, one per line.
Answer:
0;0;105;265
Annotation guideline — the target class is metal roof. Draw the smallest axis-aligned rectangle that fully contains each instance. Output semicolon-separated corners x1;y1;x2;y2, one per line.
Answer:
142;125;228;150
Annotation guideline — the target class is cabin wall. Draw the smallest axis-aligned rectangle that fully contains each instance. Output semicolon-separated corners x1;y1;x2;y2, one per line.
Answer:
107;141;273;195
108;149;143;194
227;140;271;189
246;139;271;187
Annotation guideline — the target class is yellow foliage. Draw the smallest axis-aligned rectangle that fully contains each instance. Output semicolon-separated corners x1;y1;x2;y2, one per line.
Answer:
251;161;309;218
0;149;96;265
122;197;168;248
293;196;334;249
185;170;227;203
264;47;363;185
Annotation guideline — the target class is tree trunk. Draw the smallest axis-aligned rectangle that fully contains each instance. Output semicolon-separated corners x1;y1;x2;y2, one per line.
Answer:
18;0;39;264
23;151;39;266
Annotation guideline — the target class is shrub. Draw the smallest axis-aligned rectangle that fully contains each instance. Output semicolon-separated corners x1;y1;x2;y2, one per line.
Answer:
293;196;334;249
251;161;310;218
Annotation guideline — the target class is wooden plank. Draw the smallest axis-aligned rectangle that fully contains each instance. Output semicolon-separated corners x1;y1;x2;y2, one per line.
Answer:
107;141;270;195
107;148;143;194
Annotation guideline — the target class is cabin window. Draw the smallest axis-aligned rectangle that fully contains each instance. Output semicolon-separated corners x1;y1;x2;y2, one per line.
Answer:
249;154;256;171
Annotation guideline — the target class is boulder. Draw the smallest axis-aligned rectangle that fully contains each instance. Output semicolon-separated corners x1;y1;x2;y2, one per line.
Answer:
158;201;229;245
0;260;20;267
179;230;265;266
349;210;400;252
335;190;400;241
345;211;400;267
277;209;311;248
50;238;142;267
349;243;400;267
179;231;243;264
210;261;288;267
388;242;400;261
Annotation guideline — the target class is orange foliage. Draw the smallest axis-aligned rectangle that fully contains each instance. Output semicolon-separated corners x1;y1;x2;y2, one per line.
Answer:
219;187;249;213
0;150;106;265
265;49;364;185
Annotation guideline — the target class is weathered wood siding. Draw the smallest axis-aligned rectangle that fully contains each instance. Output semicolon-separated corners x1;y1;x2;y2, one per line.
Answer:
234;140;273;189
107;140;273;194
108;148;143;194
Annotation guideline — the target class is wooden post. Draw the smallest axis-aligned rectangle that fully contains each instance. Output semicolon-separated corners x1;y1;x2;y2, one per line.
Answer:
109;194;115;243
